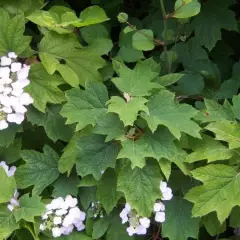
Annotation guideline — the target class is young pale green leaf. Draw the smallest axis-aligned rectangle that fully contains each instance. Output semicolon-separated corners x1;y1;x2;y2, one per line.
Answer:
0;9;31;55
185;164;240;223
93;113;125;142
117;160;162;216
39;32;106;86
52;175;79;198
132;29;155;51
159;159;172;180
112;62;160;97
76;134;120;180
107;96;148;126
185;134;234;163
14;194;45;222
15;145;60;195
97;169;122;214
0;138;21;164
27;105;73;142
232;95;240;120
162;197;200;240
142;89;201;139
0;205;18;240
0;168;16;204
172;0;201;19
118;128;179;168
26;63;65;113
191;0;237;50
61;82;109;131
205;120;240;149
195;99;235;123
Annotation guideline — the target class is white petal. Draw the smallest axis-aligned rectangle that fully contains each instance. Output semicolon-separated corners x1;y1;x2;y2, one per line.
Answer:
127;226;136;236
8;52;17;59
0;120;8;130
52;227;62;238
160;181;167;193
155;211;165;223
135;224;147;235
139;217;150;229
8;166;16;177
1;57;12;66
11;63;22;73
53;216;62;225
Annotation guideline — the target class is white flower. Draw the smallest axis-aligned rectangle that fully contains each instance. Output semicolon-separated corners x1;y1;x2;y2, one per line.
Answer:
136;224;147;235
11;63;22;73
8;52;17;59
76;223;85;231
12;88;23;97
127;226;136;236
8;166;16;177
7;204;14;212
51;197;65;210
7;113;24;124
139;217;150;228
8;190;20;212
62;214;74;227
0;67;10;78
53;216;62;225
52;227;62;238
39;224;46;231
17;65;30;80
3;107;12;114
55;209;68;216
155;211;165;223
64;195;78;208
160;181;167;193
61;225;74;235
154;202;165;212
125;203;131;212
123;92;131;102
0;120;8;130
1;57;12;66
162;188;173;201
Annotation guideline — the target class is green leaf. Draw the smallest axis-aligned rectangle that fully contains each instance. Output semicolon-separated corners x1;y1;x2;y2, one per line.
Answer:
0;124;21;148
76;134;120;180
205;120;240;149
0;167;16;204
156;73;185;86
79;186;97;210
15;145;60;195
14;194;45;222
58;232;93;240
93;113;125;142
162;197;200;240
195;99;235;123
39;32;106;86
132;29;155;51
185;164;240;223
0;205;18;239
26;63;65;113
92;214;112;239
142;89;201;139
185;134;234;163
118;127;178;168
117;160;162;216
61;82;108;131
191;0;238;50
233;95;240;120
96;169;121;214
203;212;226;236
0;9;31;55
112;61;160;97
27;105;73;142
0;138;21;164
107;96;148;126
230;206;240;228
172;0;201;19
52;175;79;198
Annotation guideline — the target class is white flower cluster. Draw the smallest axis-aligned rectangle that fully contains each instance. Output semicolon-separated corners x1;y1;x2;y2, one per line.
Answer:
0;52;34;130
120;181;173;236
40;195;86;238
0;161;20;211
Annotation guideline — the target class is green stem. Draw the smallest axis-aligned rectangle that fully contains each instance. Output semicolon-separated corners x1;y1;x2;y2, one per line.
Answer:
160;0;171;73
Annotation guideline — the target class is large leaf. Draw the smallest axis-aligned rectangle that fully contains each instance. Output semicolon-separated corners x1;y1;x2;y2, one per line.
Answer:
96;169;121;214
39;32;107;86
142;89;201;139
117;127;178;168
27;105;73;142
76;134;120;180
0;205;18;240
0;125;21;148
162;197;200;240
117;160;162;216
0;9;31;55
132;29;155;51
191;0;237;50
111;61;160;97
15;145;60;195
185;134;234;163
14;194;45;222
205;120;240;149
107;96;148;126
0;168;16;204
61;82;109;131
26;63;65;113
185;164;240;223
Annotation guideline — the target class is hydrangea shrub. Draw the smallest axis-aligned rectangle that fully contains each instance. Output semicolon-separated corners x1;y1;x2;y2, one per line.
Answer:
0;0;239;240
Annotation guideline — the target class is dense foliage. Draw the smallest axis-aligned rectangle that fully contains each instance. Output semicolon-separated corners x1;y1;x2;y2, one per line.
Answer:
0;0;239;239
